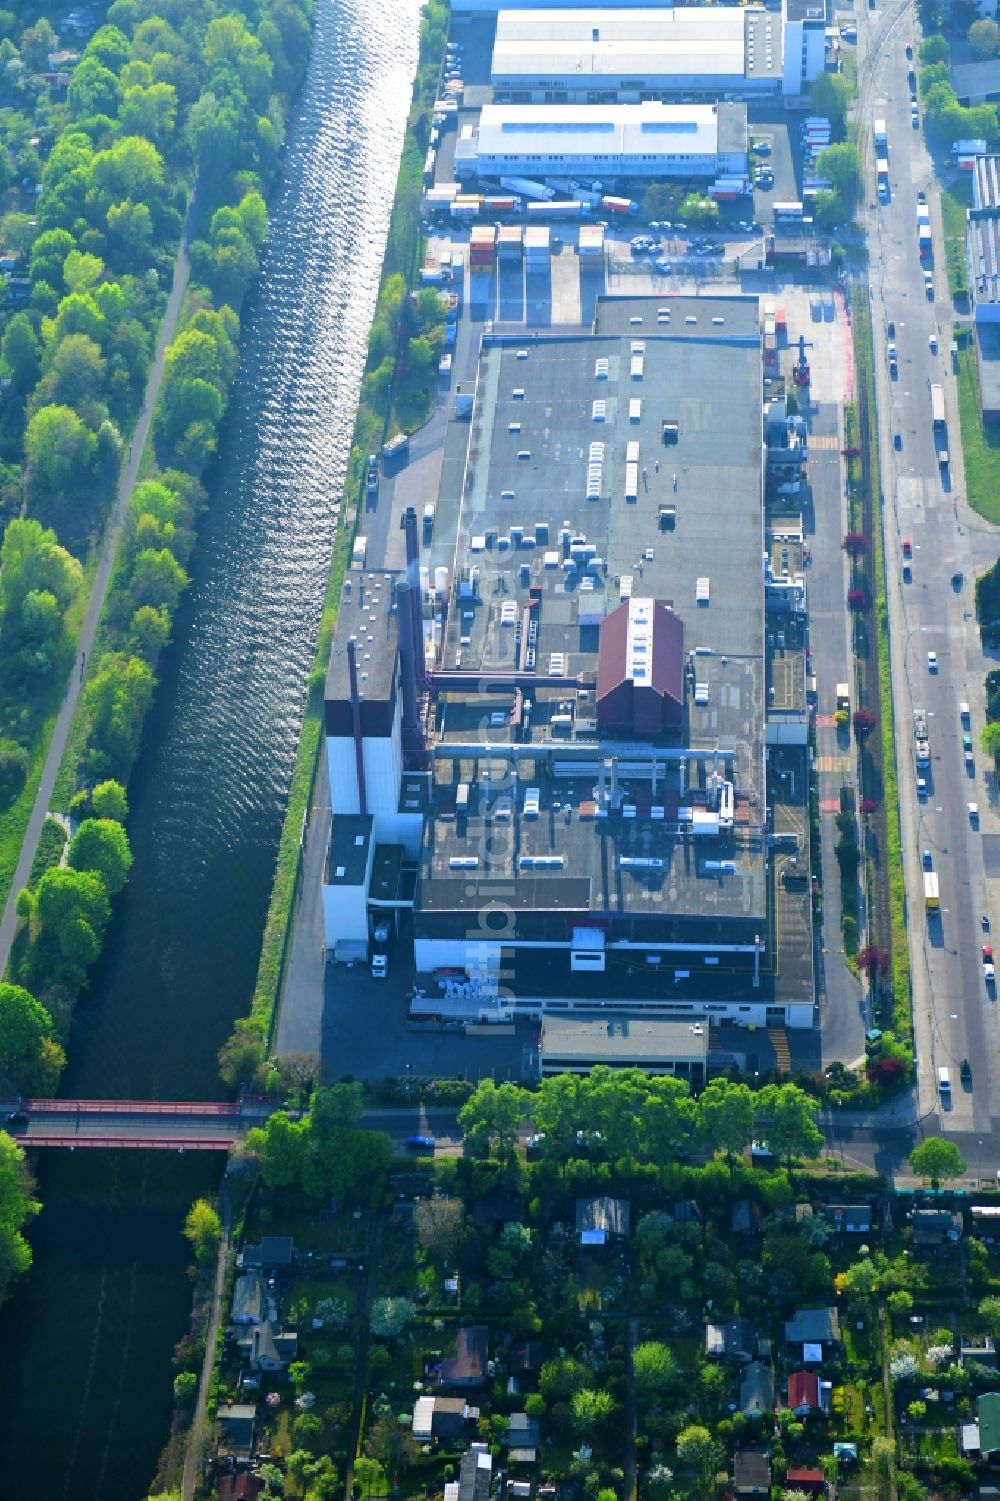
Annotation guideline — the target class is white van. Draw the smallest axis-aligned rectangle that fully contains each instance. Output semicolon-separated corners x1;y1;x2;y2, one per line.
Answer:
938;1066;951;1101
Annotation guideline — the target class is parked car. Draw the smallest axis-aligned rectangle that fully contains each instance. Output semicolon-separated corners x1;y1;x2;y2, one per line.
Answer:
406;1134;436;1152
922;849;933;869
894;433;902;450
961;1057;972;1082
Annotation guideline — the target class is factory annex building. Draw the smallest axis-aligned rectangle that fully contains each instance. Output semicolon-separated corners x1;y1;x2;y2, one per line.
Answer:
322;296;814;1031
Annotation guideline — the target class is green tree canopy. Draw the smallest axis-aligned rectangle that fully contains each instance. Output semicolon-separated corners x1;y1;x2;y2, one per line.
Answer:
0;983;53;1072
632;1340;680;1397
697;1078;755;1157
90;780;128;823
68;818;132;895
24;405;98;508
183;1197;221;1264
909;1136;967;1186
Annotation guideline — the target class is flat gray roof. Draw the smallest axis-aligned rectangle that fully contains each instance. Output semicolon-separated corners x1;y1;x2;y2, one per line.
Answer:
542;1013;710;1061
325;572;399;705
327;816;372;887
422;296;768;925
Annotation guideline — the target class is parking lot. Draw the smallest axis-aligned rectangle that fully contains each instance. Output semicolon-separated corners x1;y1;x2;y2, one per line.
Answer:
745;108;799;223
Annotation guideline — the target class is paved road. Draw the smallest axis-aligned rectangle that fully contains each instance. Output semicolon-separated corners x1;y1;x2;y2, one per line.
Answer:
0;190;198;974
857;0;1000;1138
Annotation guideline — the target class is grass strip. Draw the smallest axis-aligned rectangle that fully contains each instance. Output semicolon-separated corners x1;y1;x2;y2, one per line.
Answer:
955;342;1000;526
851;287;911;1040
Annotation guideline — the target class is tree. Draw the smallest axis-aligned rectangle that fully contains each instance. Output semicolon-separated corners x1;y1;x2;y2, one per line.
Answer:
128;548;188;613
33;334;107;416
981;722;1000;763
920;34;950;63
632;1341;680;1397
68;818;132;895
24;404;97;509
837;1256;879;1299
754;1083;823;1162
0;742;28;807
173;1370;197;1407
457;1078;525;1155
370;1295;415;1339
0;983;53;1074
571;1388;615;1434
698;1078;754;1158
0;1132;37;1303
35;865;111;937
20;17;57;72
676;1425;723;1501
183;1198;221;1264
309;1080;362;1129
129;605;171;662
245;1110;307;1189
91;780;128;823
269;1051;321;1107
414;1196;464;1258
816;143;862;205
83;653;156;771
809;72;852;138
2;314;41;395
909;1136;967;1186
539;1356;590;1402
353;1457;387;1498
0;519;81;619
980;1296;1000;1338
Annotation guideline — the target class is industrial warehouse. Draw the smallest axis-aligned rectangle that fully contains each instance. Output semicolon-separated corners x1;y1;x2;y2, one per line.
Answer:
485;1;825;101
455;100;750;184
321;294;815;1037
490;7;784;101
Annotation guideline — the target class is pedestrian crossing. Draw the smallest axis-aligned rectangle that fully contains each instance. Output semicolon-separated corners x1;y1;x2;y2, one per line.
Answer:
817;754;851;774
809;433;841;451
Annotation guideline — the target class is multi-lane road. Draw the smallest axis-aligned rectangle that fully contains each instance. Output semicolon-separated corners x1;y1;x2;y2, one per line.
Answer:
858;0;1000;1140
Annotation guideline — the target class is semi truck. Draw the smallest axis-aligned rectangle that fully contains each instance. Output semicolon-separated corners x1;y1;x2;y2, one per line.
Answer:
913;709;930;768
931;383;946;428
951;137;987;156
500;176;555;202
602;195;639;215
918;223;932;255
874;117;887;149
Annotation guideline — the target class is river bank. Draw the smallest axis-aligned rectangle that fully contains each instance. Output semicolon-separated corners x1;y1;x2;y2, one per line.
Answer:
0;1;422;1495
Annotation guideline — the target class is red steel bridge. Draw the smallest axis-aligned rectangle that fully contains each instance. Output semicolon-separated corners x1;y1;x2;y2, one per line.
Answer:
0;1096;278;1150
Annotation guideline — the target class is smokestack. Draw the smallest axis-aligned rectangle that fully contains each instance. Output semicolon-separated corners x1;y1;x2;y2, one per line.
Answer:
347;637;367;817
396;580;420;735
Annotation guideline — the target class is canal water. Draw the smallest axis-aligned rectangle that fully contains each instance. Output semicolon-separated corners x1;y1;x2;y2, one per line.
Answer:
0;1;421;1494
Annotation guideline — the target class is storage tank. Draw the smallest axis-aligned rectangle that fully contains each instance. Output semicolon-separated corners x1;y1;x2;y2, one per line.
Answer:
420;565;430;595
434;565;449;597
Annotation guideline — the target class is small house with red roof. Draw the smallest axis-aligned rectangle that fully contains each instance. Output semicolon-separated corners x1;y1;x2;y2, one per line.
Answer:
787;1370;822;1414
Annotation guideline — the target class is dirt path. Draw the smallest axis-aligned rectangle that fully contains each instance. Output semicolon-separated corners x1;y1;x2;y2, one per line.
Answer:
0;187;197;973
182;1179;232;1501
344;1213;385;1501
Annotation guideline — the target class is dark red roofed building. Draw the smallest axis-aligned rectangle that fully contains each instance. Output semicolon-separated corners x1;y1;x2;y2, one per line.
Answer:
785;1467;825;1495
787;1370;821;1414
217;1476;265;1501
596;598;684;737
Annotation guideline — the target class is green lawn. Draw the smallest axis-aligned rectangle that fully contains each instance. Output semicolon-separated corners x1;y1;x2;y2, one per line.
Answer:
956;344;1000;524
940;176;971;303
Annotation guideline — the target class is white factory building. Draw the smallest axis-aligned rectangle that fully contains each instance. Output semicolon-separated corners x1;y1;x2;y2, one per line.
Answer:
455;100;749;183
491;7;784;101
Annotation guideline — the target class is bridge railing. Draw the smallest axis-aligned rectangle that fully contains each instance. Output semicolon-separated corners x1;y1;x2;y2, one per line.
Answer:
22;1098;243;1116
19;1134;237;1151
